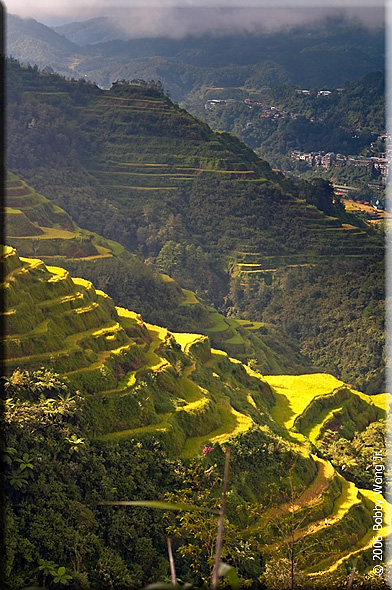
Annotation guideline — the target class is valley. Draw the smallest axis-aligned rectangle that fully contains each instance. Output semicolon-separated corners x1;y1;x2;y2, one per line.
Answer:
2;8;389;589
6;61;385;392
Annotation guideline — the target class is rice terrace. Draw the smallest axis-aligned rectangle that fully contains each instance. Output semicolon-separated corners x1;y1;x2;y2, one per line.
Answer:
2;4;390;590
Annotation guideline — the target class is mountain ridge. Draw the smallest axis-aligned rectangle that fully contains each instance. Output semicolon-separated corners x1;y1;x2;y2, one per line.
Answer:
53;16;128;46
7;14;384;95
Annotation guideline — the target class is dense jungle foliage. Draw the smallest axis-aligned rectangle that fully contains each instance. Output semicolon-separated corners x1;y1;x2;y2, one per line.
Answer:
1;369;389;590
0;370;304;589
225;259;385;394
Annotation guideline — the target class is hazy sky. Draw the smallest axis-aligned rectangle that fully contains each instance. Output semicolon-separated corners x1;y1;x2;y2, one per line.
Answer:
3;0;386;32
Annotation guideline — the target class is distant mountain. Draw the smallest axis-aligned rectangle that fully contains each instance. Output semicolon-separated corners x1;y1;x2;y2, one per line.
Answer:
7;14;79;75
6;14;384;99
53;16;127;45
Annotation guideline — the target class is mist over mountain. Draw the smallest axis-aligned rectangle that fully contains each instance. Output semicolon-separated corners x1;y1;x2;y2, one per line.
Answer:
53;7;384;43
7;12;385;98
53;16;127;45
9;3;385;36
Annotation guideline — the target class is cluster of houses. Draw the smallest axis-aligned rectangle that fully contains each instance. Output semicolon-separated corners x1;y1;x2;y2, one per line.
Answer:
204;97;326;123
291;150;388;182
204;99;229;110
243;99;297;120
203;94;389;192
205;88;334;112
204;97;304;120
296;89;333;97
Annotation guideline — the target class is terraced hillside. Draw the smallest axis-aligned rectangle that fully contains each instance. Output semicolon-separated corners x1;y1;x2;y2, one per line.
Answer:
5;172;311;377
74;86;382;269
2;246;390;579
258;374;391;576
6;60;385;392
80;88;270;210
5;171;126;262
230;218;382;282
8;62;383;272
2;245;305;455
2;246;276;455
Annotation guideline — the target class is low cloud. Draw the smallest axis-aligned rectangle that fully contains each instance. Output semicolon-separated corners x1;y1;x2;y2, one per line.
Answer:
5;1;385;33
107;6;385;39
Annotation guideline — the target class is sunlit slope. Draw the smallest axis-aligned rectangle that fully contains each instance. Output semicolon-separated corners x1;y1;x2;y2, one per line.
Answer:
2;247;145;385
252;372;391;573
265;373;388;440
2;247;387;575
178;295;311;375
5;171;310;376
1;247;275;457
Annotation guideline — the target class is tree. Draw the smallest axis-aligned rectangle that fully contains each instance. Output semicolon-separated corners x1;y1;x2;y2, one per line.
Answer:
264;453;330;590
164;453;262;587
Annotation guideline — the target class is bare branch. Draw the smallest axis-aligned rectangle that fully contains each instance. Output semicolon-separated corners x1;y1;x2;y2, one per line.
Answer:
211;447;231;590
347;558;358;590
167;537;176;585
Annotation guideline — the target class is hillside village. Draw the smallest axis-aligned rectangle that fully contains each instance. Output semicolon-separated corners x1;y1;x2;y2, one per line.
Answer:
205;94;336;120
206;94;386;141
205;97;304;120
291;150;388;182
204;91;388;213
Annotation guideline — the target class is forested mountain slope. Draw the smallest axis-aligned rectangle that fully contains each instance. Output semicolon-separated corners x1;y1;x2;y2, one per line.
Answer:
199;71;385;171
6;60;385;392
7;14;80;75
2;246;390;588
4;170;310;375
7;14;384;98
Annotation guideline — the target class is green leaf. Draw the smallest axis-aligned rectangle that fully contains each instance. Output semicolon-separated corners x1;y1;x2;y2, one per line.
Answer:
3;447;17;465
5;447;17;455
37;559;59;575
99;500;219;514
17;461;33;471
218;562;240;590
